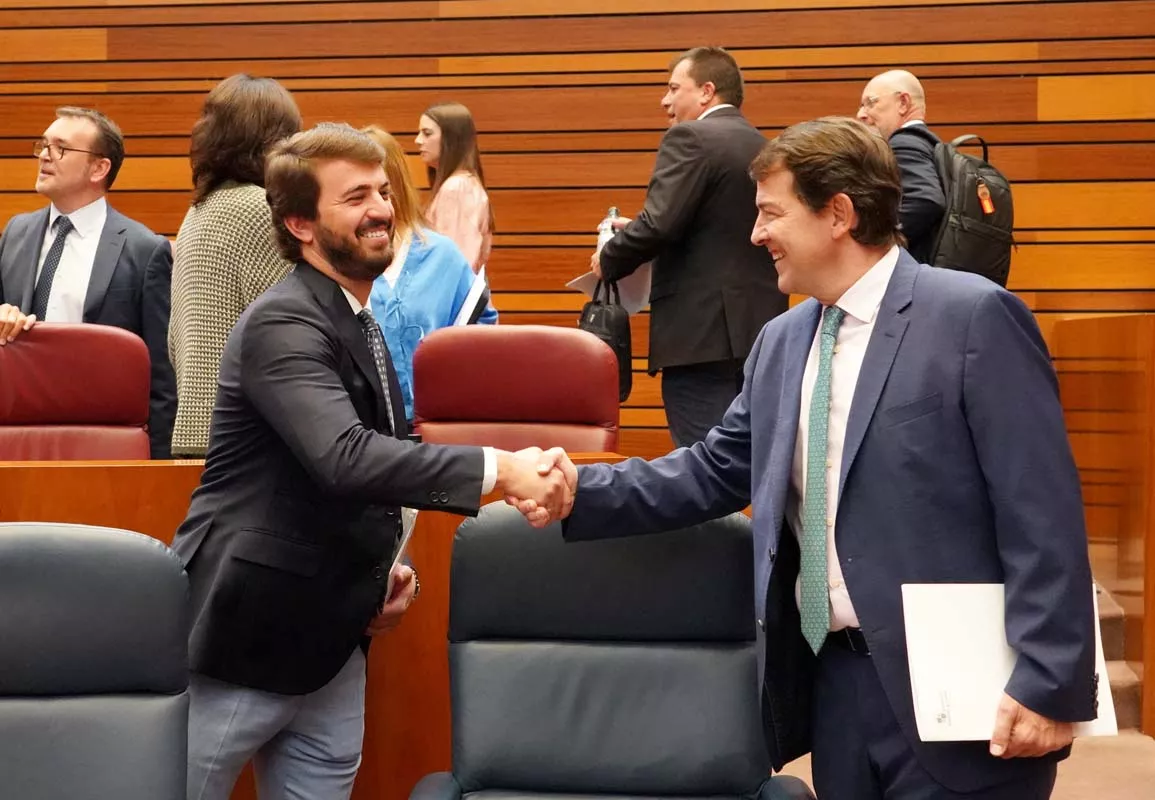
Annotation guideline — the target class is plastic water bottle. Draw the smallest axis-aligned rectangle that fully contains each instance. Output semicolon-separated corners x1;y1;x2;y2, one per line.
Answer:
596;206;620;253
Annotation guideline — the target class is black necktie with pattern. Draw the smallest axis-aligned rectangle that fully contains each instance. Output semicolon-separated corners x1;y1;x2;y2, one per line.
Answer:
356;308;399;436
31;215;74;320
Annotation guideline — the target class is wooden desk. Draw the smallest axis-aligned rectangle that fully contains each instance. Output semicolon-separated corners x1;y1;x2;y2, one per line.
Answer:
1052;314;1155;735
0;454;622;800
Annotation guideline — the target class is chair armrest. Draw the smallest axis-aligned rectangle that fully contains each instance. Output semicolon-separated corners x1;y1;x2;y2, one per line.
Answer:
761;775;816;800
410;772;462;800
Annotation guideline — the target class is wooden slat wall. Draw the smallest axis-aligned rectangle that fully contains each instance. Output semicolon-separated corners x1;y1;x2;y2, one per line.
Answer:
1;0;1153;459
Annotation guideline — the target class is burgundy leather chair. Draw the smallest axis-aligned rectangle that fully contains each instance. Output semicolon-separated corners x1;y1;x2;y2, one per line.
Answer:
412;325;620;452
0;324;151;460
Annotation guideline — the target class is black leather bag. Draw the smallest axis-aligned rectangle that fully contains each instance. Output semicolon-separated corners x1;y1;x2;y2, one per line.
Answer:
578;280;632;402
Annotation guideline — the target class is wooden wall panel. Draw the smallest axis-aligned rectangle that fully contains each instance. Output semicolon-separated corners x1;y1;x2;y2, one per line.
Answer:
0;0;1152;468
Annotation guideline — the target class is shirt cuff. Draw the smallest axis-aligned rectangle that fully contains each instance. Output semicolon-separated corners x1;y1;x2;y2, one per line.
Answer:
481;447;497;495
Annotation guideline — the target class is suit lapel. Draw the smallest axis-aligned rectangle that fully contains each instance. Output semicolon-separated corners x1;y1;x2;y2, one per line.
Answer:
838;255;918;497
770;300;821;536
296;262;393;435
5;209;50;312
84;210;127;321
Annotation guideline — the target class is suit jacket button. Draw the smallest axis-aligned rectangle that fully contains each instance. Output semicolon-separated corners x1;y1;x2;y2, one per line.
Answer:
439;491;449;503
429;491;439;502
372;566;386;580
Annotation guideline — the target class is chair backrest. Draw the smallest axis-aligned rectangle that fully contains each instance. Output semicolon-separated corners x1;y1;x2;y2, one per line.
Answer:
0;522;189;799
447;504;768;795
412;325;620;452
0;323;151;459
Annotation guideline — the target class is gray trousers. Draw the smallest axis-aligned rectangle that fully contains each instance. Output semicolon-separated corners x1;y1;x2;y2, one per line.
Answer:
187;648;367;800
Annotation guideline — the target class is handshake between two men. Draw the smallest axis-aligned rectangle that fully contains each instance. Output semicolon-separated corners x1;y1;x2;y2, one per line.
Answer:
493;447;578;527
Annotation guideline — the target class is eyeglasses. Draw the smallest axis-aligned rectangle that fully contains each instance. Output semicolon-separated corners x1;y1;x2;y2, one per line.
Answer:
33;139;104;161
858;91;902;111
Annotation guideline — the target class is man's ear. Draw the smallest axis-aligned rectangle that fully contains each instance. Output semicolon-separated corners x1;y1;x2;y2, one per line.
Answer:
829;193;857;240
700;80;717;104
89;158;111;188
283;215;315;246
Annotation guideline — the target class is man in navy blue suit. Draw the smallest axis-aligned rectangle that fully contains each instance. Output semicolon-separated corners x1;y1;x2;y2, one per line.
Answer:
518;117;1096;798
0;106;175;457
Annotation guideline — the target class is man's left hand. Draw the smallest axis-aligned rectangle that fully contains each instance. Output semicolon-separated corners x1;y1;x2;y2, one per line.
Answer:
365;564;416;636
989;692;1074;758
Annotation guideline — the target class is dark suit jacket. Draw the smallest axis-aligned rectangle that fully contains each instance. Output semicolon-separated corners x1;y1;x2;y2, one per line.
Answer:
564;251;1096;793
0;205;176;458
599;107;788;373
170;261;485;695
890;124;947;263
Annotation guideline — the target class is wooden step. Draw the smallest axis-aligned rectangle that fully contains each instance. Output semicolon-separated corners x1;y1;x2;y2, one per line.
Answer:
1108;660;1142;731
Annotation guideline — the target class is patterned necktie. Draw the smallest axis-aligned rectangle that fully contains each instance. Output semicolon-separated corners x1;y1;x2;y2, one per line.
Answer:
800;304;847;655
31;215;74;320
357;308;399;436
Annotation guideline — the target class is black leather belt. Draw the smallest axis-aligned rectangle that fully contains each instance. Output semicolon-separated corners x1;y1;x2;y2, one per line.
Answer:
826;627;870;655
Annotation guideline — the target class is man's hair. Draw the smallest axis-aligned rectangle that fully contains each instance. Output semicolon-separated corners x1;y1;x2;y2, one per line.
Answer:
265;123;386;261
361;124;423;240
670;46;744;108
749;116;904;249
55;106;125;189
190;74;301;205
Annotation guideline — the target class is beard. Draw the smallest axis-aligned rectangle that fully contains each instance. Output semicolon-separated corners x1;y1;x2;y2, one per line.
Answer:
316;218;395;282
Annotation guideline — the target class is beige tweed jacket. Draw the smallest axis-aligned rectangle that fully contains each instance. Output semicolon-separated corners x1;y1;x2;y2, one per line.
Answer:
169;182;292;457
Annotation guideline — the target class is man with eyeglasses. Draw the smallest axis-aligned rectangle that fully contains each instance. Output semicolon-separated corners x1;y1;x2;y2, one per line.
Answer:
0;106;176;458
856;70;946;264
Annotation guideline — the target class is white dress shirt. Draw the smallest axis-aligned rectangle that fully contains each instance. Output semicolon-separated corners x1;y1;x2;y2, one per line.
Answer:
340;286;496;495
697;103;735;120
36;196;107;322
788;245;901;631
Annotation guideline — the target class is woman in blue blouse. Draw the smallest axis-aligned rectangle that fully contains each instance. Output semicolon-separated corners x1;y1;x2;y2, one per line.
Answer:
361;125;498;422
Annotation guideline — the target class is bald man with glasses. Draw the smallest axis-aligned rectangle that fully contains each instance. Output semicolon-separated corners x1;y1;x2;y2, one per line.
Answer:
856;70;946;263
0;106;176;458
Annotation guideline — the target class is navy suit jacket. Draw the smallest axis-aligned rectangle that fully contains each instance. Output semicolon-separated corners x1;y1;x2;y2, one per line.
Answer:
0;205;177;458
565;251;1096;792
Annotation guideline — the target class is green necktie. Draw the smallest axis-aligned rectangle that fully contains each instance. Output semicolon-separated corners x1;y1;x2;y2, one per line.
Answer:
800;305;846;655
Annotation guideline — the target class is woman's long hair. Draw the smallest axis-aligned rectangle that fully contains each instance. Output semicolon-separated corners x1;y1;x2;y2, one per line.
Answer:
362;124;424;242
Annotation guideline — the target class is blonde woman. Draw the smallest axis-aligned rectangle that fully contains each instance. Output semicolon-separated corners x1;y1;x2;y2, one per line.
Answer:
415;102;493;271
362;125;497;422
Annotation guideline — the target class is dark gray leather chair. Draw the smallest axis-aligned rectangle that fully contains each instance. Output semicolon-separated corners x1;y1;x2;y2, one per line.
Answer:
411;505;815;800
0;522;190;799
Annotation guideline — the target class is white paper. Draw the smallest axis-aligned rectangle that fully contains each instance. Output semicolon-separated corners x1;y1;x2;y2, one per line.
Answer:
383;507;419;604
901;583;1116;742
567;263;652;316
454;266;489;326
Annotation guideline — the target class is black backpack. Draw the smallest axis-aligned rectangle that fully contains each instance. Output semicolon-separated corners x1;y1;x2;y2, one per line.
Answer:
926;134;1015;287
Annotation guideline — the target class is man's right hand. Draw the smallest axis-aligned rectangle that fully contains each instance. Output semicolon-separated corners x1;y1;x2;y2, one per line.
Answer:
495;447;577;527
0;304;36;345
